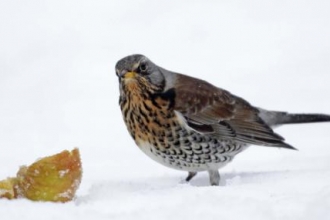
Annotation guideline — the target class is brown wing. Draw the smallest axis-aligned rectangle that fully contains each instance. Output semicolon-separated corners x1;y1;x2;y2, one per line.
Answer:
174;74;295;149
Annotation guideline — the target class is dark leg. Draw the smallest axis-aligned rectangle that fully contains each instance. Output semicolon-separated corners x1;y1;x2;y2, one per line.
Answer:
185;171;197;182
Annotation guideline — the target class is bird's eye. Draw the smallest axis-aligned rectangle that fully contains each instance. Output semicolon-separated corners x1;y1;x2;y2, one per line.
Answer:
139;63;148;73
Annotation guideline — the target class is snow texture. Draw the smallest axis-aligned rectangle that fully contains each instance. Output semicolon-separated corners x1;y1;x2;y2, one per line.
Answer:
0;1;330;220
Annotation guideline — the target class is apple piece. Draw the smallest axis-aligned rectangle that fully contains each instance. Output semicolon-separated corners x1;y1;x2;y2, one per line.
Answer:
0;178;18;199
16;148;82;202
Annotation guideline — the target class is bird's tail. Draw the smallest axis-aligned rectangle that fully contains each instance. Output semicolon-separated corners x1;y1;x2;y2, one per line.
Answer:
258;108;330;127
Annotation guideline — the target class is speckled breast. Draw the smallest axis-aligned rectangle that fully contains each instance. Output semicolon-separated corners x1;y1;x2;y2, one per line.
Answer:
119;85;246;172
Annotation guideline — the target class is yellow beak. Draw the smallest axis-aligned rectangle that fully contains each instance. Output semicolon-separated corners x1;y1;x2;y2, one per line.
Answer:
123;71;136;79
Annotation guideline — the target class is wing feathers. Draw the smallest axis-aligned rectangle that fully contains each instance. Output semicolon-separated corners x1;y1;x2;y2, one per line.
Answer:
174;74;293;149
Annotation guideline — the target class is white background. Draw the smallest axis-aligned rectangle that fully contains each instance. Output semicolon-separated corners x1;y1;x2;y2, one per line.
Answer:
0;1;330;219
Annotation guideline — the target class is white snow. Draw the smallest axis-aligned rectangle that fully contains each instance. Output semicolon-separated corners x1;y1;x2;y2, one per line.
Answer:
1;1;330;220
59;169;70;178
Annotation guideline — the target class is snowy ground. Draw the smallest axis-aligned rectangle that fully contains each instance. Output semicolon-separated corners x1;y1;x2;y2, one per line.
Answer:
1;1;330;219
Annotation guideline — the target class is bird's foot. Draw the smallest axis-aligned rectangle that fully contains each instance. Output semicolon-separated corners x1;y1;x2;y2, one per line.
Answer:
185;171;197;182
208;170;220;186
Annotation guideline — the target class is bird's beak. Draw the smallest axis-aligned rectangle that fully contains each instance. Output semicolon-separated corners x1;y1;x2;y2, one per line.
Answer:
119;71;136;79
124;71;136;79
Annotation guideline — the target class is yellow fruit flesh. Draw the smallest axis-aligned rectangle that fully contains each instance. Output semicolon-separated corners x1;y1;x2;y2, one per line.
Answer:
0;178;18;199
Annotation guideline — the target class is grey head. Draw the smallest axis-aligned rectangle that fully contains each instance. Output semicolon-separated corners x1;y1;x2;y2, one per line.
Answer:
115;54;176;92
115;54;146;76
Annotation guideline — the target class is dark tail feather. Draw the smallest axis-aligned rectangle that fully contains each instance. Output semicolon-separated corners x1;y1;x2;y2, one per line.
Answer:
257;109;330;151
278;142;298;150
258;109;330;126
273;113;330;125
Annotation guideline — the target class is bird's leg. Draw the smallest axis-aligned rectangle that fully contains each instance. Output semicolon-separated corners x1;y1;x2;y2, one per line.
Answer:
208;170;220;186
185;171;197;182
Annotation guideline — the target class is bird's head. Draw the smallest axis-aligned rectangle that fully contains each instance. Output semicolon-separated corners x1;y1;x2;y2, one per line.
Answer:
115;54;167;94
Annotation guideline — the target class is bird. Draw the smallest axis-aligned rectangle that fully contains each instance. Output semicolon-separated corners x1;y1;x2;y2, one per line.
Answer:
115;54;330;186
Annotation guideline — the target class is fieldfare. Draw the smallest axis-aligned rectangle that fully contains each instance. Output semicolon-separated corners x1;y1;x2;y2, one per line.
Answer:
115;54;330;185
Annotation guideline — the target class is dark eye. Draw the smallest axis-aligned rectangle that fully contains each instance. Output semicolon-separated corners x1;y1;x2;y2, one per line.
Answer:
139;63;148;73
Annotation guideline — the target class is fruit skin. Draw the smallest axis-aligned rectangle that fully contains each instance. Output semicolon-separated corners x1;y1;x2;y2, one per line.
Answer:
0;148;82;202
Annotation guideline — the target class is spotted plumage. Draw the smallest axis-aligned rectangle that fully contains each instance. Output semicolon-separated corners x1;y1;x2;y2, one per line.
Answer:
116;54;330;185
